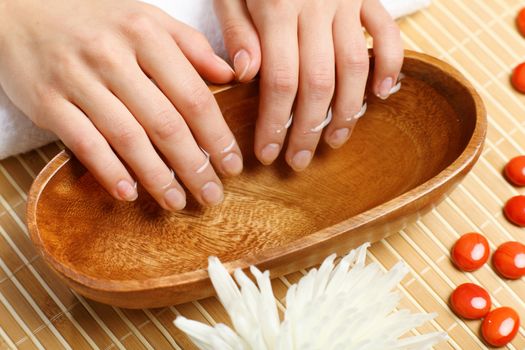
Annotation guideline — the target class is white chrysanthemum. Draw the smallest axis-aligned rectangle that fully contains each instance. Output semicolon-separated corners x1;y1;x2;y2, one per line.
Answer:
175;243;447;350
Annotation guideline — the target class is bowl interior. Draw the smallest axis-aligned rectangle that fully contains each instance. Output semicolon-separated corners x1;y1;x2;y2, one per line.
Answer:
34;56;477;282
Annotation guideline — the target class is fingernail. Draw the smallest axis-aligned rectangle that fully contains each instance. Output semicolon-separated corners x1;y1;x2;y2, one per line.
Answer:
214;54;235;76
260;143;280;165
221;139;236;154
222;153;243;176
346;102;368;122
291;150;312;171
201;182;224;205
164;188;186;210
310;109;333;133
233;49;251;81
377;77;393;100
328;128;350;149
117;180;138;201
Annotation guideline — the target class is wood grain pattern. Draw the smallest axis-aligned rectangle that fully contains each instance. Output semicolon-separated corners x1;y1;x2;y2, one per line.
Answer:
25;51;487;308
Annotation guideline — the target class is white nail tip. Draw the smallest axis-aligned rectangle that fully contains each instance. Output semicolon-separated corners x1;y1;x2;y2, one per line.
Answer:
285;114;293;129
196;147;211;174
221;139;236;154
346;102;368;121
233;51;250;81
310;109;333;133
162;169;176;189
389;81;402;95
275;114;293;134
196;159;210;174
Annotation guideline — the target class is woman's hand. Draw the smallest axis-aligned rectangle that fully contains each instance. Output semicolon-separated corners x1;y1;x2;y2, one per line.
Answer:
0;0;242;210
214;0;403;170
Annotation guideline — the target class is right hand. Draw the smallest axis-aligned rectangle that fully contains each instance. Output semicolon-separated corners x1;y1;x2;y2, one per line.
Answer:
0;0;242;210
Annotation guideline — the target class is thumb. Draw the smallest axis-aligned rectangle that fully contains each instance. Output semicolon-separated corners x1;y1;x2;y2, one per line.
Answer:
214;0;261;82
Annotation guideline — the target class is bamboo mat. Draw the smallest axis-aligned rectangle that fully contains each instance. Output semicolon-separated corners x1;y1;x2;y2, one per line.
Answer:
1;0;525;349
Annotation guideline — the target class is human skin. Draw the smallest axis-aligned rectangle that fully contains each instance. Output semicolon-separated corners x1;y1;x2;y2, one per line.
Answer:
0;0;403;210
214;0;404;170
0;0;242;210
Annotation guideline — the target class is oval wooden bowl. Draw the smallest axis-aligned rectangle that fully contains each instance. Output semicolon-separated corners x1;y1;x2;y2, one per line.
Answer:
27;51;486;308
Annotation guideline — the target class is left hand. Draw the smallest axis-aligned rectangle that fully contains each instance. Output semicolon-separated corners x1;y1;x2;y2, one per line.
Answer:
214;0;403;170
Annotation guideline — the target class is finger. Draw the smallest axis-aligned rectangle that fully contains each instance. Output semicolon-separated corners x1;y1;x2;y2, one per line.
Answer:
247;4;299;165
135;4;235;84
324;4;369;149
47;100;138;202
106;61;227;207
134;30;243;179
361;0;404;99
214;0;261;82
285;9;335;171
69;78;189;211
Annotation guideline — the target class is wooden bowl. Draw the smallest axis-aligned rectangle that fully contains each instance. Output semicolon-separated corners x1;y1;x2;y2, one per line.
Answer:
27;51;486;308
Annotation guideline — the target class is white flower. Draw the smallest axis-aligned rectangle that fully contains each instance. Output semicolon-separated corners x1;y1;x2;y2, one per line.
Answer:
175;243;447;350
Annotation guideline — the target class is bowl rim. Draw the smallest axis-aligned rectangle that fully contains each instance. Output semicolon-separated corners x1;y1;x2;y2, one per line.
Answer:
27;50;487;293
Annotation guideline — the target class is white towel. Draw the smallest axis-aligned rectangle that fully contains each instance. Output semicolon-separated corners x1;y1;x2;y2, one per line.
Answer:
0;0;430;160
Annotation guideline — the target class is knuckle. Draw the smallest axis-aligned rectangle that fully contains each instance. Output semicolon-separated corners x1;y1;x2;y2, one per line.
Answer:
32;87;60;128
112;127;143;149
81;37;121;71
220;19;248;43
71;136;98;159
266;68;297;95
306;68;334;99
184;85;215;114
341;52;369;74
152;111;185;141
381;21;401;38
120;12;157;40
52;52;80;82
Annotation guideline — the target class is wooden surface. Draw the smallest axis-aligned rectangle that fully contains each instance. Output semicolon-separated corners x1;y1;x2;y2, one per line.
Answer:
25;51;486;309
0;0;525;348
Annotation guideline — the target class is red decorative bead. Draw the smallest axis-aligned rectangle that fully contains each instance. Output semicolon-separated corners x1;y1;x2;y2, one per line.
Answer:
492;241;525;279
512;62;525;94
517;8;525;38
449;283;491;319
481;307;520;347
451;233;490;272
505;156;525;186
504;195;525;227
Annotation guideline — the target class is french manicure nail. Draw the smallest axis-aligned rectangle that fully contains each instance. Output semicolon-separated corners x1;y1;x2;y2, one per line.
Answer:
214;54;235;75
222;153;243;176
164;188;186;210
328;128;350;149
310;109;333;133
260;143;280;165
377;77;393;100
389;81;402;95
221;139;236;154
233;49;251;81
117;180;138;201
347;102;367;121
291;150;312;171
201;182;224;205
